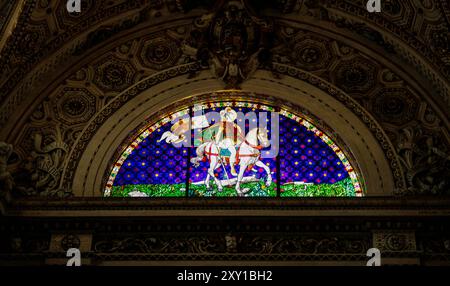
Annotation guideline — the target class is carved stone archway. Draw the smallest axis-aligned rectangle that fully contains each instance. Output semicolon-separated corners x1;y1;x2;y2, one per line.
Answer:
1;0;450;267
0;1;447;199
70;69;396;197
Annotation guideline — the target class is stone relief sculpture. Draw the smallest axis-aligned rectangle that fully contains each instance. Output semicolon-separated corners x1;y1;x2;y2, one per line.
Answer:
0;142;14;195
397;126;450;195
29;125;70;197
181;0;274;88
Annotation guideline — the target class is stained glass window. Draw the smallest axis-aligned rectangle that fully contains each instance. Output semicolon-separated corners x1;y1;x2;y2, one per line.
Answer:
105;102;363;197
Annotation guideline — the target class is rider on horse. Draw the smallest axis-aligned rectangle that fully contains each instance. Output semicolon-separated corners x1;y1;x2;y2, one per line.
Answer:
201;107;244;176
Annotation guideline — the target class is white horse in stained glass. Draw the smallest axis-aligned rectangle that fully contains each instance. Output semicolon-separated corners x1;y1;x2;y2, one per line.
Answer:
190;127;272;196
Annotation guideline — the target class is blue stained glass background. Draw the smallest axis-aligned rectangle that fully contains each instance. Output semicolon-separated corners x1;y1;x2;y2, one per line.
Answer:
114;126;188;186
279;116;348;184
113;106;349;188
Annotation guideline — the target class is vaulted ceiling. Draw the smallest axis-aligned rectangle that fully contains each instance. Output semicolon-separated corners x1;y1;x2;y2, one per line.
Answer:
0;0;449;198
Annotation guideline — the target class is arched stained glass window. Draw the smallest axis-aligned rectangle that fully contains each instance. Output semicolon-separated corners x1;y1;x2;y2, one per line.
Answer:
105;102;363;197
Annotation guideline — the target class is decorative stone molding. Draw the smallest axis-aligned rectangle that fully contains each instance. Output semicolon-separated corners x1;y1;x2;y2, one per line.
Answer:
373;231;417;252
2;215;449;266
49;233;92;253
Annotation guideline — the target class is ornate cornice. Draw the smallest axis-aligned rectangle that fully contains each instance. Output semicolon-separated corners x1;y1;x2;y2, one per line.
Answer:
2;204;450;265
4;197;450;217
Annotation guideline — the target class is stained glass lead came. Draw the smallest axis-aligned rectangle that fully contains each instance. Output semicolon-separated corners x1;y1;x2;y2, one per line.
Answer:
105;102;363;197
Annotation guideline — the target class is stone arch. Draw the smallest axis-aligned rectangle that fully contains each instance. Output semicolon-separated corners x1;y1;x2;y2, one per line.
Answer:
69;69;396;197
0;1;447;198
2;3;449;140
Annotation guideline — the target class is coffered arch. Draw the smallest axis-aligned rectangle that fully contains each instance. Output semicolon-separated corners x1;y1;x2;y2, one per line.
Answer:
0;0;448;198
1;0;449;133
69;69;395;197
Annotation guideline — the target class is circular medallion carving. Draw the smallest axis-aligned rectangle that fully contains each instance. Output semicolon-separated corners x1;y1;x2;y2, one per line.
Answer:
291;36;332;71
138;35;181;70
93;56;137;92
333;57;378;94
385;234;408;251
371;88;419;125
296;46;321;64
61;234;81;251
63;97;86;117
54;88;96;125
